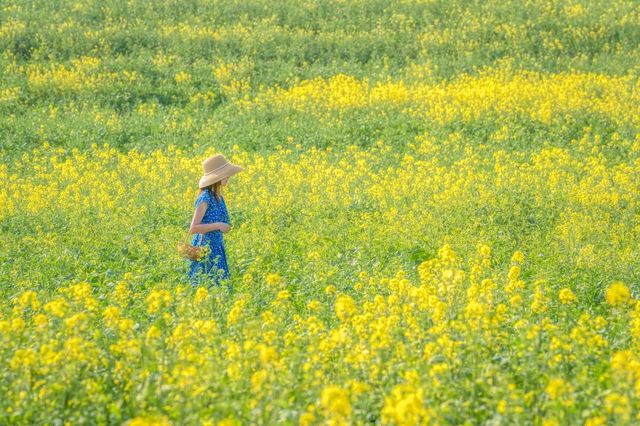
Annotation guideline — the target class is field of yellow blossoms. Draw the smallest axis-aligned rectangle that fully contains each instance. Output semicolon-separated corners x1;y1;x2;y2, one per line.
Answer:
1;0;640;425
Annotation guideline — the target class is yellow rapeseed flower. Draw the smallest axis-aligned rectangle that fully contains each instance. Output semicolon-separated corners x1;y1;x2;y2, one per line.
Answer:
545;378;570;400
335;295;356;322
605;281;631;307
558;288;577;304
127;415;172;426
320;385;351;418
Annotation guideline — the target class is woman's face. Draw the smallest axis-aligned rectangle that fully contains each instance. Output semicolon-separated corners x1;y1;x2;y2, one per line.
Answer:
220;177;229;186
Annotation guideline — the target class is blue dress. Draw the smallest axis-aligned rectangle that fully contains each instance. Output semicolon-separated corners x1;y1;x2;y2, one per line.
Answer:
188;189;231;288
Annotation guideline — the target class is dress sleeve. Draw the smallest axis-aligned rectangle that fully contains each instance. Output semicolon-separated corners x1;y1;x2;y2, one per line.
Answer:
194;190;210;209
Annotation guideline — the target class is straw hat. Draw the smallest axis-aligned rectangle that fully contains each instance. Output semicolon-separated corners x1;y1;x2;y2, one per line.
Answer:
198;154;243;188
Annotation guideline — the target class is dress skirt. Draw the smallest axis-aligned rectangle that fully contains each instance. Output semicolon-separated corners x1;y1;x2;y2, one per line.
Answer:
188;231;230;288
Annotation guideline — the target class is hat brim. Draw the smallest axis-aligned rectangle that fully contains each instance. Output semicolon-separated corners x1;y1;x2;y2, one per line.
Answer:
198;165;243;188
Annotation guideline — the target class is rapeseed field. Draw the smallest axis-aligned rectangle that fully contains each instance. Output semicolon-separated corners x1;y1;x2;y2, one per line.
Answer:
1;0;639;424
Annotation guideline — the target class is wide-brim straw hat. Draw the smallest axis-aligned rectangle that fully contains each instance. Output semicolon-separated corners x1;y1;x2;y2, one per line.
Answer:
198;154;243;188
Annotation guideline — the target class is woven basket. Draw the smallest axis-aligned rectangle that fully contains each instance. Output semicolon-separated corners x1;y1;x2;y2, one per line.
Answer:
178;230;209;261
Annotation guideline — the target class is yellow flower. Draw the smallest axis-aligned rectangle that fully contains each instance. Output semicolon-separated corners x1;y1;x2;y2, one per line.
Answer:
558;288;577;304
146;289;172;315
276;290;291;303
250;369;268;394
9;348;36;370
593;315;607;329
64;312;88;332
320;385;350;418
216;418;240;426
174;71;192;84
265;273;283;287
194;287;209;305
43;298;67;318
584;416;606;426
15;290;40;311
33;314;48;331
145;325;161;344
507;265;521;281
464;300;484;320
257;344;277;365
113;281;132;307
227;297;246;326
127;415;172;426
545;378;570;400
299;412;316;426
381;383;431;425
509;294;522;307
511;250;525;264
477;243;491;258
11;317;26;332
335;294;356;321
242;273;253;285
103;306;121;329
605;281;631;307
307;299;322;312
604;392;630;421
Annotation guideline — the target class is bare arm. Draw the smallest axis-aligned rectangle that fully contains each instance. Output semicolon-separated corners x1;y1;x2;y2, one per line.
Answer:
189;202;229;234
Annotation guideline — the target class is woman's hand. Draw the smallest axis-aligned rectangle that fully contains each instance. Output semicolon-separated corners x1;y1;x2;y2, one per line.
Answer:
218;222;231;233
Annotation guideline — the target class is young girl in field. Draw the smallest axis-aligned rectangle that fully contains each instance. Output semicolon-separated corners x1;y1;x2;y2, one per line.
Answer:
188;154;243;289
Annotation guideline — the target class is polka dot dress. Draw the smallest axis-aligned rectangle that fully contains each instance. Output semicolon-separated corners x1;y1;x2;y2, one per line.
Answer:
188;188;231;288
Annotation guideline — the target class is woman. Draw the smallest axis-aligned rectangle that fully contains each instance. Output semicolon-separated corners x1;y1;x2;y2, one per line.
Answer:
188;153;243;289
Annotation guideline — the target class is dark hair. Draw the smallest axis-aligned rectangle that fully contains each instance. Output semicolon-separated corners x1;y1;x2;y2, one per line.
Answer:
203;181;222;204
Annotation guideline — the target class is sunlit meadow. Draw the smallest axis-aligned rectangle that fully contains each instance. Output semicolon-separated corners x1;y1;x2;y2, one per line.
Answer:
1;0;640;425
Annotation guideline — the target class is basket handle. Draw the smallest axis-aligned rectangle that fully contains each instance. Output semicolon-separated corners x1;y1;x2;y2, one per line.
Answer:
183;228;193;244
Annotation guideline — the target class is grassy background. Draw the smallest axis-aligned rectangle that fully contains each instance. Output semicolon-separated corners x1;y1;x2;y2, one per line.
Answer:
1;0;640;424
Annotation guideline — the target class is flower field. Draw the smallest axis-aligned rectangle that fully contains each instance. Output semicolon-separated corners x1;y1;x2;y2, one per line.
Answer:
1;1;640;425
